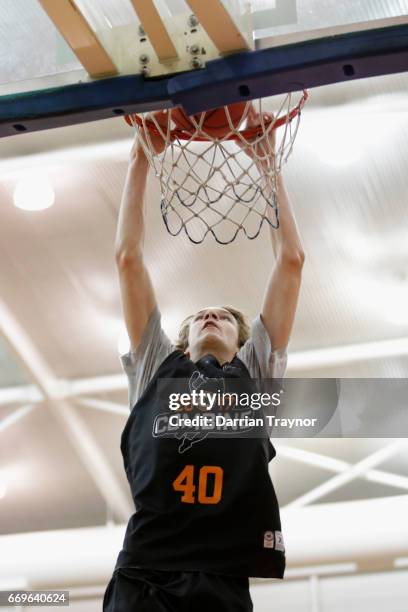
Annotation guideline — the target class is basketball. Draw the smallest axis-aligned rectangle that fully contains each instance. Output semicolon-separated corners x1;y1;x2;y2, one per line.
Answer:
125;109;171;131
172;102;247;137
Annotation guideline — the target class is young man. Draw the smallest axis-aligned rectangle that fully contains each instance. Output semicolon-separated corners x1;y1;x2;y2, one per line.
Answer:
103;110;304;611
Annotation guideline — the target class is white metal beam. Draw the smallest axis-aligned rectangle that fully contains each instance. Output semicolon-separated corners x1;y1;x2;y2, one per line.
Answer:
67;373;127;396
288;337;408;372
285;562;357;579
0;385;43;406
276;444;408;491
0;404;35;433
309;574;321;612
284;439;408;509
1;333;408;408
51;398;132;520
75;398;129;416
0;299;57;398
0;299;132;520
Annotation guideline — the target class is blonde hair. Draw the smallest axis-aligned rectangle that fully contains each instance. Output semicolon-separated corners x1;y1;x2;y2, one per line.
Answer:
175;306;250;352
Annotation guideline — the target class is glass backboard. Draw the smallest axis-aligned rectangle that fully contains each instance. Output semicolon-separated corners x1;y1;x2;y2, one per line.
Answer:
0;0;406;135
1;0;407;94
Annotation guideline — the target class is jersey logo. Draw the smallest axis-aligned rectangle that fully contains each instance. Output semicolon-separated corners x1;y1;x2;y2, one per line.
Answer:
263;530;285;551
263;531;274;548
152;369;257;454
175;431;209;454
275;531;285;552
175;370;225;453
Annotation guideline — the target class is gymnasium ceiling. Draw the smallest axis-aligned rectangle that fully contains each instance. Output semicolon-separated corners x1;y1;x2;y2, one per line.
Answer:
1;65;408;536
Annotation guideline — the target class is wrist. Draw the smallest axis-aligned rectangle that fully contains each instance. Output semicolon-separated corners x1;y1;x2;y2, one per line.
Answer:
130;147;149;167
276;173;284;188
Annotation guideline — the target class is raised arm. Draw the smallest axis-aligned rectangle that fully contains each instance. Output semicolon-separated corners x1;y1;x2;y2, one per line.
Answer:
261;172;304;351
115;137;157;352
240;107;305;351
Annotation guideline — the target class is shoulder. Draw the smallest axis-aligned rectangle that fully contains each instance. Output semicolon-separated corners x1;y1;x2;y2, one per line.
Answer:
120;306;174;407
237;314;288;379
121;306;165;368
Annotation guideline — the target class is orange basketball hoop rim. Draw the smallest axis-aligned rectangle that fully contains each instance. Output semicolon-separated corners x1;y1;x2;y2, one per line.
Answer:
124;90;309;141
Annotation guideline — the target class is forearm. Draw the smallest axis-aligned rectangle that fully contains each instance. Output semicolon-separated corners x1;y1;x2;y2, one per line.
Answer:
272;174;305;263
251;124;304;262
115;147;150;259
260;173;304;350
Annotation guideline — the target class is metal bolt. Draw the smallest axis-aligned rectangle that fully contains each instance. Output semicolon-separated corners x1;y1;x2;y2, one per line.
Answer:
190;57;202;69
139;54;150;64
189;44;200;55
188;14;199;27
138;24;145;37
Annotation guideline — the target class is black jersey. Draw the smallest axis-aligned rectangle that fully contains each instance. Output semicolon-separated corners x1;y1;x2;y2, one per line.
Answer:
115;349;285;578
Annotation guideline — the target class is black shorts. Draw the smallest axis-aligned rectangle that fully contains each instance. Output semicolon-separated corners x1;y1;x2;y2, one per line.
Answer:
103;567;253;612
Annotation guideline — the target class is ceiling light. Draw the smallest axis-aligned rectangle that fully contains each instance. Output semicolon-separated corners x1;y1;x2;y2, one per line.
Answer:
394;557;408;568
13;172;55;211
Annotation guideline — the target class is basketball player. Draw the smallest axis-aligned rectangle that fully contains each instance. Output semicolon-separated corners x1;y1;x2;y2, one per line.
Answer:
103;108;304;611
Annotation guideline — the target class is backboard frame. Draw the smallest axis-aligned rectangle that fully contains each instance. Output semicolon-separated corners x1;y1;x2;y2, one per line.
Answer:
0;17;407;138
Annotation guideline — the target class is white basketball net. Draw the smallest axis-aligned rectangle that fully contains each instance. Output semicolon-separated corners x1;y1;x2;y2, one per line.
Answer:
128;92;307;244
